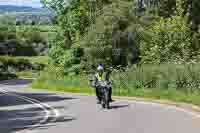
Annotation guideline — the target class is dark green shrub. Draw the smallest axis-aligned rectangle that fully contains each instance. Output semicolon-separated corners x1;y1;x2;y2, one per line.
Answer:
0;72;17;80
72;47;84;58
0;56;45;72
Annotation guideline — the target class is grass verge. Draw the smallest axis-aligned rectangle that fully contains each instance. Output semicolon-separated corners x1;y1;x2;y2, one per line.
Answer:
32;79;200;107
32;79;93;94
0;56;49;65
16;71;38;78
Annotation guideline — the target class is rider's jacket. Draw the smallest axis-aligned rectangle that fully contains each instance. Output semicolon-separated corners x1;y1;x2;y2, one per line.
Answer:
95;73;105;81
90;73;105;87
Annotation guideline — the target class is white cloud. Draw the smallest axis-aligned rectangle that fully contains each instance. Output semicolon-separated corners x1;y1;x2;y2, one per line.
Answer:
0;0;42;8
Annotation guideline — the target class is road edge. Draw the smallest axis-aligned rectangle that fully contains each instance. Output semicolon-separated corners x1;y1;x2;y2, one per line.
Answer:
29;86;200;115
2;79;200;117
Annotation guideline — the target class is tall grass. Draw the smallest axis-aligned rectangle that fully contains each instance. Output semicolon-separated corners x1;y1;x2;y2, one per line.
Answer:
0;56;49;65
32;70;93;93
32;64;200;106
111;64;200;94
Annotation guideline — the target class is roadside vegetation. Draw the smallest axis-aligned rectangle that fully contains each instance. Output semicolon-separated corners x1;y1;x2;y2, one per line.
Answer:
31;0;200;106
0;56;47;79
32;64;200;106
0;23;55;79
2;0;200;106
0;24;57;56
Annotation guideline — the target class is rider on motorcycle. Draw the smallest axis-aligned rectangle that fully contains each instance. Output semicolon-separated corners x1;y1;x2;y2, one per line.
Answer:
93;64;113;104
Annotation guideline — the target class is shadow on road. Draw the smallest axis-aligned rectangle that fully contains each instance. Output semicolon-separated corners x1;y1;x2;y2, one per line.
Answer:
109;104;130;110
0;79;33;86
0;79;77;132
0;79;76;107
0;107;76;133
0;92;76;107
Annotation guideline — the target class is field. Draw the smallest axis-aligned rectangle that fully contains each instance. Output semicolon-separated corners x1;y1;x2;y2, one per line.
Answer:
16;25;59;32
16;25;59;42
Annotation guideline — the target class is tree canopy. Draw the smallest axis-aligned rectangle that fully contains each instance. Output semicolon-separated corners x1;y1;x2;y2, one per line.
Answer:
39;0;200;74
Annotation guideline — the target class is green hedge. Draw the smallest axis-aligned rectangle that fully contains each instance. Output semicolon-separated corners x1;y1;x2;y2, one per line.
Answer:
0;72;17;80
0;56;46;73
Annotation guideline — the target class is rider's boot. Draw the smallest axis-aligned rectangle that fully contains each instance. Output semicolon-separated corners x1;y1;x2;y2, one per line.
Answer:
109;88;114;102
97;97;101;104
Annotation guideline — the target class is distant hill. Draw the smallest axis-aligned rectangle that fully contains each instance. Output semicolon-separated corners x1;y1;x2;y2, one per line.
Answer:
0;5;50;14
0;5;55;25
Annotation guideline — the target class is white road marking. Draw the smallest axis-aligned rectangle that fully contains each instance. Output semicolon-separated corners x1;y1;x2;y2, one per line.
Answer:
119;99;200;119
2;80;200;131
0;87;60;132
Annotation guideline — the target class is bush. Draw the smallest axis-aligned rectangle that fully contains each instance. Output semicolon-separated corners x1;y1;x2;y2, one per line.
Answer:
16;26;48;56
0;56;45;73
0;72;17;80
140;16;194;64
0;25;50;56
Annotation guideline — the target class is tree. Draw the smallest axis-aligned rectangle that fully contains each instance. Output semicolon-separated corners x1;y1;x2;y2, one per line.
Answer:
182;0;200;33
140;16;193;64
159;0;176;17
40;0;68;14
41;0;90;47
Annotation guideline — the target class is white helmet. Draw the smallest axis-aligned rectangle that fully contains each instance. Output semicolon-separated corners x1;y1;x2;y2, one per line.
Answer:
97;65;104;71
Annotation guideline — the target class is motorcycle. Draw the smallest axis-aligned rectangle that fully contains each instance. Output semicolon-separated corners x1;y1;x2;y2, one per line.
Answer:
96;80;112;109
89;67;113;109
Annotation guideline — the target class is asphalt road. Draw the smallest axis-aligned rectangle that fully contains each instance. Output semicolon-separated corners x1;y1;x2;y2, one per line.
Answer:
0;79;200;133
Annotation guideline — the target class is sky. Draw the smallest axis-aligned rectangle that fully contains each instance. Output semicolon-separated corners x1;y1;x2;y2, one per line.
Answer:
0;0;42;8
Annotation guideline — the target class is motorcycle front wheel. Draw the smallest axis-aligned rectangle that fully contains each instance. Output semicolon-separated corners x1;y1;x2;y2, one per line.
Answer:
105;90;110;109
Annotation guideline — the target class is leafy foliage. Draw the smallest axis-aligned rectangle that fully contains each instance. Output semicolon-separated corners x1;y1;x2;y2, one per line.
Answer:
41;0;200;74
158;0;176;17
0;25;54;56
140;16;194;64
182;0;200;32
